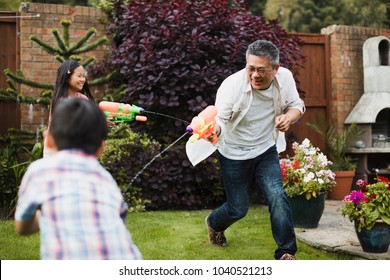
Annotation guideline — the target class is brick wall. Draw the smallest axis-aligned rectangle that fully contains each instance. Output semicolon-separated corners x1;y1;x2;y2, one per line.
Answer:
18;2;108;133
321;25;390;132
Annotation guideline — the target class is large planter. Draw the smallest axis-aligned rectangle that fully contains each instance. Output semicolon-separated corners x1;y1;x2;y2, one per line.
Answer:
288;192;326;228
355;221;390;253
327;170;355;200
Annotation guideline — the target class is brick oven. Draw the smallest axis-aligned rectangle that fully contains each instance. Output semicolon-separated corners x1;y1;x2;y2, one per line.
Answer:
345;36;390;183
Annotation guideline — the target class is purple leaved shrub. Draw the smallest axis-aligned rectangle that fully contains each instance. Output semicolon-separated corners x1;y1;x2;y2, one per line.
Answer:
99;0;304;209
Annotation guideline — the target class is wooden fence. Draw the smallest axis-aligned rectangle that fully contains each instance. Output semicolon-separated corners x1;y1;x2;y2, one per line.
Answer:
0;11;20;135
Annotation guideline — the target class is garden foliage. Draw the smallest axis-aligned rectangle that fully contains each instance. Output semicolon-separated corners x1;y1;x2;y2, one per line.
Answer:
97;0;304;209
0;20;110;106
341;176;390;231
280;138;336;200
0;130;42;219
99;123;224;210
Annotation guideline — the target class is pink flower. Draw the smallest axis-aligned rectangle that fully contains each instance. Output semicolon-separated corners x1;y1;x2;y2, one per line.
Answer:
348;190;365;205
342;175;390;231
356;179;368;186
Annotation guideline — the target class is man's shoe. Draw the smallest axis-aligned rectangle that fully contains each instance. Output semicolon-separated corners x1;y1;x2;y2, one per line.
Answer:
205;216;227;247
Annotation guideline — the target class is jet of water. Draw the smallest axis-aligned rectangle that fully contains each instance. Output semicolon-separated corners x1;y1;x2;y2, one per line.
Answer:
144;110;190;124
125;131;189;193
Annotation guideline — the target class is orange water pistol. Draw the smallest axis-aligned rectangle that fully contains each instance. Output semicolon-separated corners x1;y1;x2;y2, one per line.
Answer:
185;105;218;144
99;101;147;123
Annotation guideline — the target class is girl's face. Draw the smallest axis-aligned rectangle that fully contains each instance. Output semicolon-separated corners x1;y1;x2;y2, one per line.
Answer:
68;65;86;93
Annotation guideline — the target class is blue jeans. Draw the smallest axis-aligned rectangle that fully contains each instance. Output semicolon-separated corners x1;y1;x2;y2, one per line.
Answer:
208;145;297;259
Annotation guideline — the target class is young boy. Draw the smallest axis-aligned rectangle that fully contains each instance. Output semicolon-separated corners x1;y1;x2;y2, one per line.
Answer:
15;98;142;260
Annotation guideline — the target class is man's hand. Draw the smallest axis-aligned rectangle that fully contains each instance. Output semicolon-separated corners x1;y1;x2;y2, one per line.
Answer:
275;114;291;132
206;124;220;143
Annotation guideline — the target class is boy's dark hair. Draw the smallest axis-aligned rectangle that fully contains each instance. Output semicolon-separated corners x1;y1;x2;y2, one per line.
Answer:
49;98;108;155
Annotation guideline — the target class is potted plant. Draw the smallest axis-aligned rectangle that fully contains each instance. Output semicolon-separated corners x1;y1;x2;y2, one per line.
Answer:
280;138;336;228
340;176;390;253
307;120;363;199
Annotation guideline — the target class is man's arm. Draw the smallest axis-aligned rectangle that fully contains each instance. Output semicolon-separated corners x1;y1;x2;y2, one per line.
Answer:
15;210;41;235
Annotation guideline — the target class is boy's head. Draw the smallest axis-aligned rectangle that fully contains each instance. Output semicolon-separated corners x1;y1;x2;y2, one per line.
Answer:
48;98;108;155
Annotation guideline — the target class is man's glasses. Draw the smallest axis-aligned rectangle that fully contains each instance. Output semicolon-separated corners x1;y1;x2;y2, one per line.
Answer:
246;66;273;76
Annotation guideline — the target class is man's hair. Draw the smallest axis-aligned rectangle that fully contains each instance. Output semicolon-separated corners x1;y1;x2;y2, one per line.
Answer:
246;40;280;67
49;98;108;155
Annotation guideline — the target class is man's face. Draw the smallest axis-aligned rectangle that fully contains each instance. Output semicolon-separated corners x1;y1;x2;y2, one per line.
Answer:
246;54;279;90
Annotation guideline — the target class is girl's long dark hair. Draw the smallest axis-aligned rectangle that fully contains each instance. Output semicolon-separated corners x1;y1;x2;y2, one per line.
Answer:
50;60;95;116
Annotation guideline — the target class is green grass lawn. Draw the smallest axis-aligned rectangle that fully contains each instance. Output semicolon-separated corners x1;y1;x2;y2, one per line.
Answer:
0;206;350;260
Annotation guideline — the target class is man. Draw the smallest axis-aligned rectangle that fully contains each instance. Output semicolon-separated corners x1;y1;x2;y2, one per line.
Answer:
205;40;305;260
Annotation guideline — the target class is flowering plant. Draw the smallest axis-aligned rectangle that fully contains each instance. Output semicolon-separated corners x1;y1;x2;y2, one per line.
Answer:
340;176;390;232
280;138;336;200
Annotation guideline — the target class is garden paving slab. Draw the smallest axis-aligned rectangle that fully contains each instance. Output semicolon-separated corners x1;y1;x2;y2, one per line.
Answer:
295;200;390;260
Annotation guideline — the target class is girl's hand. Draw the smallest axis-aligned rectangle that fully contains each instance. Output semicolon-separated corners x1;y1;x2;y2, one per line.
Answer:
107;119;115;128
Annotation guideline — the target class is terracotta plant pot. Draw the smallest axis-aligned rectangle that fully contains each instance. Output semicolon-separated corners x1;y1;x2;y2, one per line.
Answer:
327;170;355;200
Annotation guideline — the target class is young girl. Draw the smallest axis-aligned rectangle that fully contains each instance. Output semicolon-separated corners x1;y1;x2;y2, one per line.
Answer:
43;60;95;157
